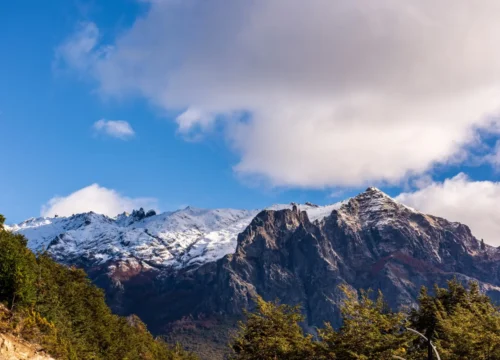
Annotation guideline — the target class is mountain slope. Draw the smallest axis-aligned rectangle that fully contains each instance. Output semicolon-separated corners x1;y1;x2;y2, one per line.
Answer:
10;188;500;359
123;188;500;357
0;222;196;360
10;203;342;274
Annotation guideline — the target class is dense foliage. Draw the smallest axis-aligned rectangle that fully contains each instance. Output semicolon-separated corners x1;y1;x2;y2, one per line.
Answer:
231;281;500;360
230;297;316;360
317;286;411;360
0;215;196;360
411;280;500;360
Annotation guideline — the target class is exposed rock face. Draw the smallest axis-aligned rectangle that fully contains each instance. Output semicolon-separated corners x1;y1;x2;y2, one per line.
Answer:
0;334;54;360
116;187;500;337
11;204;340;278
9;203;342;315
0;305;54;360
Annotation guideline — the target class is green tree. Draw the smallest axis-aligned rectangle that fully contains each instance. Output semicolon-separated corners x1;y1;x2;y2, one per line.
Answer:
410;286;442;359
411;279;500;360
0;226;37;309
438;301;500;360
230;296;316;360
318;285;410;360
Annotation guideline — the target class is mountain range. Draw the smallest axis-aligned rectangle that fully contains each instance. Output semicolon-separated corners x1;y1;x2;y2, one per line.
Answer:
8;187;500;358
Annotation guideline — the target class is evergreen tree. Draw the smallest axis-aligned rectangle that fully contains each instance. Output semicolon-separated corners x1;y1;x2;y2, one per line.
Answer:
318;285;410;360
410;286;442;359
0;228;37;309
411;279;500;360
438;300;500;359
230;296;316;360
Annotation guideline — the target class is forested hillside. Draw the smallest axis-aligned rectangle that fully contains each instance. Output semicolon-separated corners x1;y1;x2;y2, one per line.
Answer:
0;214;196;360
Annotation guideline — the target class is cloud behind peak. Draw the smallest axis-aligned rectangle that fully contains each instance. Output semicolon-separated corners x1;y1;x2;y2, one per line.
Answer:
41;184;158;217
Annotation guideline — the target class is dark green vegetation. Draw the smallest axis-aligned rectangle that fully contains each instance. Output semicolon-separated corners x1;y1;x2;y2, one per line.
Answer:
230;282;500;360
0;215;196;360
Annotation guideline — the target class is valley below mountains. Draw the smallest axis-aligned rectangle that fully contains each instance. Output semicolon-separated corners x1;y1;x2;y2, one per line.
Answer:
9;187;500;358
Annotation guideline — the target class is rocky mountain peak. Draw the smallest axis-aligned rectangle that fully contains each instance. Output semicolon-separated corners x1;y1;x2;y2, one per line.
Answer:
336;186;415;230
365;186;383;193
115;208;157;226
358;186;396;203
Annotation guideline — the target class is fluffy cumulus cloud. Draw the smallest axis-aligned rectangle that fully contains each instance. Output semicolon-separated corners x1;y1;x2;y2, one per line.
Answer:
93;119;135;140
396;174;500;246
59;1;500;187
41;184;158;217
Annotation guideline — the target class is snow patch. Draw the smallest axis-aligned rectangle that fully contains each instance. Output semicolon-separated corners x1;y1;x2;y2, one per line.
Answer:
11;202;342;271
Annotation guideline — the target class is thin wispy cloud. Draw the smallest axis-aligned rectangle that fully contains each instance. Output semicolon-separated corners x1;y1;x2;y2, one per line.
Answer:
328;190;345;199
93;119;135;140
54;22;106;74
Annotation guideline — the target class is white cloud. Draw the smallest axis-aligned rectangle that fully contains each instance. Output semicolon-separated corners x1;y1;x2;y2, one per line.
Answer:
59;1;500;187
93;119;135;140
41;184;158;217
396;174;500;246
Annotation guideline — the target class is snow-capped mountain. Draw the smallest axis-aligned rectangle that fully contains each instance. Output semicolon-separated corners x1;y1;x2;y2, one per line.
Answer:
142;187;500;348
9;202;343;273
8;187;500;359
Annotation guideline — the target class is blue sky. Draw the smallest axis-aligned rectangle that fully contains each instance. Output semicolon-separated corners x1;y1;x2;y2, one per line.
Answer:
0;0;361;222
2;0;500;245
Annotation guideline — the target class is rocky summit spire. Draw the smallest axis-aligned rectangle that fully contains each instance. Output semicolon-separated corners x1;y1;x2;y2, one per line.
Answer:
365;186;383;193
336;186;416;230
